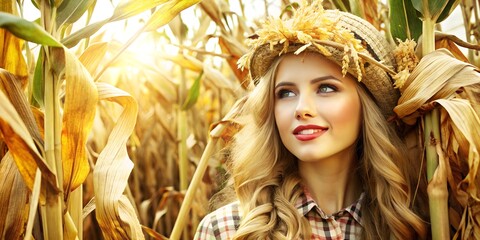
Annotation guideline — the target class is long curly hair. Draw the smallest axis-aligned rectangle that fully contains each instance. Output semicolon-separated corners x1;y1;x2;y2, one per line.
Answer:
229;54;428;239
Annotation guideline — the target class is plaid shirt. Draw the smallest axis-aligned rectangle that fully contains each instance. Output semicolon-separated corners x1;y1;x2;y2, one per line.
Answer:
194;189;364;239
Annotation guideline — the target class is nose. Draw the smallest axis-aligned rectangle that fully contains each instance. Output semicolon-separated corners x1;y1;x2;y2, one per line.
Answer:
295;95;316;120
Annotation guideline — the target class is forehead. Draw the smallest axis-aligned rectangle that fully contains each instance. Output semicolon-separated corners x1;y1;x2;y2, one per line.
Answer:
274;52;350;83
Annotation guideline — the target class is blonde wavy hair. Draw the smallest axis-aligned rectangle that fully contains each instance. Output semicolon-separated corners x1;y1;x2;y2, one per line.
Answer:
229;54;428;240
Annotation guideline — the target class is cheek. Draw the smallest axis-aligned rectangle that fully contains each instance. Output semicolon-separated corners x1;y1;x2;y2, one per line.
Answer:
274;102;294;134
327;95;362;130
274;103;286;129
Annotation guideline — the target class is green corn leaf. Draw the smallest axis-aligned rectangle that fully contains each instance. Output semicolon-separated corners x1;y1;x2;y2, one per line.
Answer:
0;12;62;46
61;0;169;48
389;0;422;41
61;20;107;48
411;0;449;21
56;0;96;28
32;48;45;107
437;0;461;23
181;71;203;111
349;0;365;18
331;0;350;12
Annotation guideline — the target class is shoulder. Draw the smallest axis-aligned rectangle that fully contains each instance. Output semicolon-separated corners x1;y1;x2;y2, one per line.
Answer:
194;201;242;240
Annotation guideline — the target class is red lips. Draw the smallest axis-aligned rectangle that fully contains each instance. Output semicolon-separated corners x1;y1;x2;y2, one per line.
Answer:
293;125;328;141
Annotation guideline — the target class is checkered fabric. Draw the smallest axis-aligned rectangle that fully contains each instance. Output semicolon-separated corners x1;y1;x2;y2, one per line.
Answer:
194;189;364;239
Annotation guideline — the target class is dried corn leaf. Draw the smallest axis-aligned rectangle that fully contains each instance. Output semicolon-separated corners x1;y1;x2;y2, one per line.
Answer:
79;42;109;76
62;48;98;195
144;0;204;32
395;49;480;124
454;197;480;239
435;99;480;183
163;54;203;72
0;153;29;240
0;69;43;145
361;0;379;29
93;82;143;239
0;71;57;193
199;0;224;29
436;99;480;212
191;13;212;44
64;211;79;240
218;36;250;88
142;225;168;240
394;48;480;238
203;62;236;94
435;38;469;63
0;0;15;13
209;96;246;143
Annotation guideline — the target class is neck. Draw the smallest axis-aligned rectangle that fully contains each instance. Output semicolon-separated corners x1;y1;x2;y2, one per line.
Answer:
298;151;362;215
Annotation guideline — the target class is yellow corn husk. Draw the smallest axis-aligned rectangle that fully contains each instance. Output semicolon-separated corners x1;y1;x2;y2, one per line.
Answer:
394;48;480;239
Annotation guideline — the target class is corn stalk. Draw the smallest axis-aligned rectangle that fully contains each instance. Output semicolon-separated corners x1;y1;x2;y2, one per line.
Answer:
411;1;462;239
171;96;246;239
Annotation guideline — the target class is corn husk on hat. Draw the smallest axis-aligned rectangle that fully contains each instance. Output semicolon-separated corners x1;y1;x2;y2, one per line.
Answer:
237;0;399;117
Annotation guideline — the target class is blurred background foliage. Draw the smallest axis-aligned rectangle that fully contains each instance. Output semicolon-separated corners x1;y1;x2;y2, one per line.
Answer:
0;0;479;239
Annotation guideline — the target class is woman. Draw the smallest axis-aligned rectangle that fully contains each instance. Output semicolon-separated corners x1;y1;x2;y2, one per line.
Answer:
195;1;428;239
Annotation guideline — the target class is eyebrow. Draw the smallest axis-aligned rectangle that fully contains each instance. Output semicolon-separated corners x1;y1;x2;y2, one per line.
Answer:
274;75;341;89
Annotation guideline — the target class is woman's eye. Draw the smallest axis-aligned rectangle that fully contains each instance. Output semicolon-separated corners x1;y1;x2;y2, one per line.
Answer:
277;89;295;98
318;84;337;93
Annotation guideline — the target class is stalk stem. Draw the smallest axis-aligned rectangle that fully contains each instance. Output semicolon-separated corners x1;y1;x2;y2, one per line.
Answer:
425;111;438;181
178;110;188;191
422;18;436;57
44;57;63;240
422;15;449;240
428;143;450;240
170;138;217;240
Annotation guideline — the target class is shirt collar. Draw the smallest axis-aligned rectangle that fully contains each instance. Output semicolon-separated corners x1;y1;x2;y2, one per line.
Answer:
295;185;365;226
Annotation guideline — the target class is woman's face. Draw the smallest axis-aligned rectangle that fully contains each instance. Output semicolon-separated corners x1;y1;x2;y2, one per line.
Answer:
274;53;362;163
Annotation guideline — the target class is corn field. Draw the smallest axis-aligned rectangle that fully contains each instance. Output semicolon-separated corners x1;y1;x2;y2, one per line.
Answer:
1;0;479;239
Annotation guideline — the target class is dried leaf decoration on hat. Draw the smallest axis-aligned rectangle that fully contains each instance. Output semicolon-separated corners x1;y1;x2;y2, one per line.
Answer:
237;0;365;81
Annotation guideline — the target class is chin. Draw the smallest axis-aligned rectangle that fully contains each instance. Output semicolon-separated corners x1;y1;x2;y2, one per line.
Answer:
295;154;326;162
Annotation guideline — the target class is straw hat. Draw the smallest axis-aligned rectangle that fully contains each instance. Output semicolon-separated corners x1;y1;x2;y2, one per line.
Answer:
238;1;399;118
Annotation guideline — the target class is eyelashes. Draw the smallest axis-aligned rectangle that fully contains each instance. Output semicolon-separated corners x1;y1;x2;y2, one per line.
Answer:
318;84;337;93
277;89;295;99
275;84;338;99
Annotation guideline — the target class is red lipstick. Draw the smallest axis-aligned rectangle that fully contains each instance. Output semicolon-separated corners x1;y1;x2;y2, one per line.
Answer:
293;125;328;141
